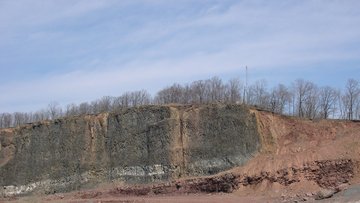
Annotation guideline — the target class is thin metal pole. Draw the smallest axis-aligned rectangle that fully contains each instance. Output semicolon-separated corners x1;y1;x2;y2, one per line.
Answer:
243;66;248;104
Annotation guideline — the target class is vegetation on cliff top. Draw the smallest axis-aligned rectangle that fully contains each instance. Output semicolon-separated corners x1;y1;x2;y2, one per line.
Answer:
0;76;359;128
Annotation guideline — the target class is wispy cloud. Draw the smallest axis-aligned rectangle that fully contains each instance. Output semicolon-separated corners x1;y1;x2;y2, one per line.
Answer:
0;0;359;112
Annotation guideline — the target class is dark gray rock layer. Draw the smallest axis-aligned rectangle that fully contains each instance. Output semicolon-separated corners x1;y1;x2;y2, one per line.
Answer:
0;104;260;196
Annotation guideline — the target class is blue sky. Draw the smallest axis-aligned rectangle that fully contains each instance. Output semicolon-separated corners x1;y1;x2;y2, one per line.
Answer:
0;0;360;112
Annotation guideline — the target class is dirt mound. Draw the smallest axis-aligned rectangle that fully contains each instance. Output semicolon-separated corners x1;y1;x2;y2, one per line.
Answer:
231;109;360;201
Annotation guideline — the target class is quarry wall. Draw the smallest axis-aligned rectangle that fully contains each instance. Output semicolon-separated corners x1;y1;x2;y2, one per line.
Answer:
0;104;260;196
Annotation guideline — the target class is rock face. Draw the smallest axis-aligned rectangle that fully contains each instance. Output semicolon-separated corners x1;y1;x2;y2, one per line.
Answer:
0;104;260;196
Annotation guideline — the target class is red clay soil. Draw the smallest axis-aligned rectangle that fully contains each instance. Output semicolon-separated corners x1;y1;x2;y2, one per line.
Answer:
3;109;360;203
48;194;276;203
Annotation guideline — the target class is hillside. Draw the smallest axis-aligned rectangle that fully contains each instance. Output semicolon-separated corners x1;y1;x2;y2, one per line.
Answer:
0;104;359;202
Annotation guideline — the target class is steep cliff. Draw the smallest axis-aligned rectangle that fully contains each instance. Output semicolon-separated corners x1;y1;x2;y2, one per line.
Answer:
0;104;260;196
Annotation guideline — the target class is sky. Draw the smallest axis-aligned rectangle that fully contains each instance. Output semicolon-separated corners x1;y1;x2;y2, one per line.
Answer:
0;0;359;112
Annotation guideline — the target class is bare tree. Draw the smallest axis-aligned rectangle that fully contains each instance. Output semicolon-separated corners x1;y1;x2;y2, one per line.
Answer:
343;79;360;120
356;100;360;119
208;77;226;102
190;80;209;104
225;78;243;103
0;113;3;128
113;90;152;109
269;84;292;114
155;84;184;104
112;96;124;110
0;113;12;128
47;101;62;120
98;96;113;113
90;101;100;114
248;79;269;108
65;103;79;117
181;85;192;104
13;112;25;126
79;102;91;115
318;86;339;119
33;109;50;122
2;76;360;128
130;90;151;106
119;92;131;107
293;79;315;118
303;83;319;119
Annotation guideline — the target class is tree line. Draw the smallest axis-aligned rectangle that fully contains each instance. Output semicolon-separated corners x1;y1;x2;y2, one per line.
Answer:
0;77;359;128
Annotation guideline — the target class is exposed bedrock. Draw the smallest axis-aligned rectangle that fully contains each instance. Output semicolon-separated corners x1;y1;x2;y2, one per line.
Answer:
0;104;261;196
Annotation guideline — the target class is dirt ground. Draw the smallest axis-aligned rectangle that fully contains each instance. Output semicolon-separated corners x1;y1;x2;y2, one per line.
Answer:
5;193;280;203
5;184;360;203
